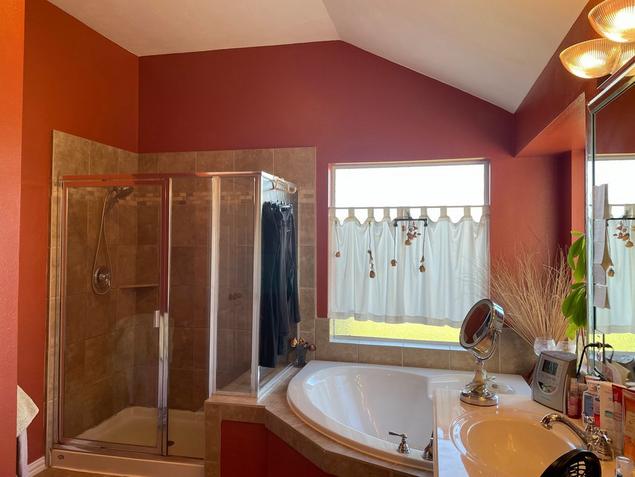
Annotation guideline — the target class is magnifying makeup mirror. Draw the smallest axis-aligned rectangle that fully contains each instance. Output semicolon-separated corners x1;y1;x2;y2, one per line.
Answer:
459;299;505;406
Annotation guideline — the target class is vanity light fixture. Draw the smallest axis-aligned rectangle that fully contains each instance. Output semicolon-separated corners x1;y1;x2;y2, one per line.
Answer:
612;41;635;72
560;0;635;78
560;39;621;78
589;0;635;43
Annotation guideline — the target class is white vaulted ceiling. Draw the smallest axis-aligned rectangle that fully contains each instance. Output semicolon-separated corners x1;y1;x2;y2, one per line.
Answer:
48;0;588;112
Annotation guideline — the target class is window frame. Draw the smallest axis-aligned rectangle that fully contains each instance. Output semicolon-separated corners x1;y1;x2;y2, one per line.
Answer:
327;158;491;348
329;158;491;209
591;153;635;348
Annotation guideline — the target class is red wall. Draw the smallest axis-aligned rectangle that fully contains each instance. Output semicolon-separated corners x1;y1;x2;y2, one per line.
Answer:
595;84;635;154
515;0;602;155
20;0;139;461
221;421;332;477
139;41;566;317
0;1;24;472
18;15;583;463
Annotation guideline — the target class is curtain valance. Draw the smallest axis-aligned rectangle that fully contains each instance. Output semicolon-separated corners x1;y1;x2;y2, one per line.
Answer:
328;207;489;327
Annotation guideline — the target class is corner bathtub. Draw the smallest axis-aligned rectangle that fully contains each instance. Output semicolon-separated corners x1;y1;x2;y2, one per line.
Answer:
287;360;529;470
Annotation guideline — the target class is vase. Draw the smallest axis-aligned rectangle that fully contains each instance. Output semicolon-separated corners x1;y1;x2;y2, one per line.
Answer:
533;337;556;356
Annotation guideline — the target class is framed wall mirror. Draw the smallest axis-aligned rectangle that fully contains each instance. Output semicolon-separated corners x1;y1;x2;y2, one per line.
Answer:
587;57;635;379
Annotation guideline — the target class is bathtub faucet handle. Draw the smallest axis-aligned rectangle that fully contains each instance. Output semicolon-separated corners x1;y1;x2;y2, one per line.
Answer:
388;432;410;454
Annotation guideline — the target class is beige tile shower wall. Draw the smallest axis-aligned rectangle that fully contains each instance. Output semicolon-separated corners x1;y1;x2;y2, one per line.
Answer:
49;131;141;441
167;177;212;411
139;147;318;394
216;176;255;390
49;140;317;430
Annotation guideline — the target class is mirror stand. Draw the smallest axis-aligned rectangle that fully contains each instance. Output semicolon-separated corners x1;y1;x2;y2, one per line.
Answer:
460;358;498;406
458;299;505;407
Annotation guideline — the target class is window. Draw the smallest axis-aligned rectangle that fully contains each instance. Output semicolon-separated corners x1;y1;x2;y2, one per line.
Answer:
329;161;489;346
594;155;635;352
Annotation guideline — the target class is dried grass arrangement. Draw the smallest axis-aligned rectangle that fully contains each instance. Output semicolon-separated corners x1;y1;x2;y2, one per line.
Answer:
490;252;571;347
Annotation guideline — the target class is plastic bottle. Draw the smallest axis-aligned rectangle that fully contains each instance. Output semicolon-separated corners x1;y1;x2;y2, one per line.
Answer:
567;378;581;419
593;386;601;427
582;382;600;422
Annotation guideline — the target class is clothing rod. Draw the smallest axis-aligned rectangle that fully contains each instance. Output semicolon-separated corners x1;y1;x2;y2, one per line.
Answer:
265;176;297;194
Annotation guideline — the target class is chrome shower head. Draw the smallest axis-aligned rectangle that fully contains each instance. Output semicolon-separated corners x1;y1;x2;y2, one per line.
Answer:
113;186;134;200
105;186;134;210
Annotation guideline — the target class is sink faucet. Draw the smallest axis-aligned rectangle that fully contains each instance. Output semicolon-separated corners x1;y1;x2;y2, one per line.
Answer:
540;413;614;461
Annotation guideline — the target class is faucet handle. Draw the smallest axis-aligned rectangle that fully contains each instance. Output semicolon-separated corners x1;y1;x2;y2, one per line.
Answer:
388;431;410;454
583;415;596;431
590;427;614;461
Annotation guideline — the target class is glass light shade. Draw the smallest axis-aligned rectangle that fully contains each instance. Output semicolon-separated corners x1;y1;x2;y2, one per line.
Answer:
589;0;635;42
559;39;621;78
612;42;635;73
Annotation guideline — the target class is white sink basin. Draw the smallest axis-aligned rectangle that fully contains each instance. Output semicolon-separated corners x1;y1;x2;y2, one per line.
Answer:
451;411;578;476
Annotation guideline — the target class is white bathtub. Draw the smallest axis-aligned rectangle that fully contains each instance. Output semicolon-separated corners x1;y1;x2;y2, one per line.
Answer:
287;360;529;470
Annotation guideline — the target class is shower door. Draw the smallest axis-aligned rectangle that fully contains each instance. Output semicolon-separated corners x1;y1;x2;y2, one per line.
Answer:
58;179;170;455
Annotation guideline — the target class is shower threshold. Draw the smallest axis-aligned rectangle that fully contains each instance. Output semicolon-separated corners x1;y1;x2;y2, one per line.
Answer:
50;448;203;477
52;406;204;477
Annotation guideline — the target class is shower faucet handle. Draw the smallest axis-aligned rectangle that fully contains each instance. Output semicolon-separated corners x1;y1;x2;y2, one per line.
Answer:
388;432;410;454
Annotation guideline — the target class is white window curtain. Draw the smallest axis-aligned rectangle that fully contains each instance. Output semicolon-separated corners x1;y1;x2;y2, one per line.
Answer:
596;227;635;333
328;207;489;327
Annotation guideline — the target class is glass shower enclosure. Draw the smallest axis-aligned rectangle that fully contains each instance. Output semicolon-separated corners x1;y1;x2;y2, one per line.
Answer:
53;171;297;460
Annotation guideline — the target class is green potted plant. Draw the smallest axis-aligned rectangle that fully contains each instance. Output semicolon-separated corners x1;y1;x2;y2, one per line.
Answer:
562;231;587;339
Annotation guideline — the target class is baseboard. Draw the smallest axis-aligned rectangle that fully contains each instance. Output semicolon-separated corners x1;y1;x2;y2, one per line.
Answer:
28;456;47;475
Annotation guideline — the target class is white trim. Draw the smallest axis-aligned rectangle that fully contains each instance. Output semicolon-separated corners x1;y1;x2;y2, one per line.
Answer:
28;456;46;476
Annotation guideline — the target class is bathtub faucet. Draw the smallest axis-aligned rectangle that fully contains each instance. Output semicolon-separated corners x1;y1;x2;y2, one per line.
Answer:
388;432;410;454
289;337;316;367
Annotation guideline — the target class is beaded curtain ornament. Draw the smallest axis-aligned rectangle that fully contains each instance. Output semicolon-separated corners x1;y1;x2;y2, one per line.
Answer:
614;220;634;248
334;222;342;258
367;225;376;278
404;220;420;246
419;218;428;272
391;225;398;267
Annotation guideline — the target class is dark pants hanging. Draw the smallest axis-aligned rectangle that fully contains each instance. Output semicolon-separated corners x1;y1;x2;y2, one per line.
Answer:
259;202;301;368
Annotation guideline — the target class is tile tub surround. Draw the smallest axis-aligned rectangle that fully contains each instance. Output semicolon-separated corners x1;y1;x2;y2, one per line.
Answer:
205;369;431;477
46;132;318;452
315;319;536;376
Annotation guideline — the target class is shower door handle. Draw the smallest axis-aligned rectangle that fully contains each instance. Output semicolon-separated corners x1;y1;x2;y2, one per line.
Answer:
154;310;161;328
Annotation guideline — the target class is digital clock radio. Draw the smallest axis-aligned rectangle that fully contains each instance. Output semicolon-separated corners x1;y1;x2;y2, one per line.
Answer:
532;350;577;412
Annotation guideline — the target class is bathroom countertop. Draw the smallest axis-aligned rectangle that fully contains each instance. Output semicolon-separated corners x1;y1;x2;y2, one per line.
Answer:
206;368;633;477
433;388;634;477
205;367;431;477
